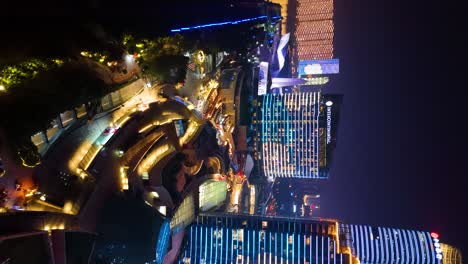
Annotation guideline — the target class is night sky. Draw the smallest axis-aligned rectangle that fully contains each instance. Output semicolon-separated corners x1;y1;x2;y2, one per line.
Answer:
321;0;466;255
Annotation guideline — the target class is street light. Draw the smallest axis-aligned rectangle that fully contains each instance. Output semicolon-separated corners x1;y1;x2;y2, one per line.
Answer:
125;54;134;64
0;85;5;91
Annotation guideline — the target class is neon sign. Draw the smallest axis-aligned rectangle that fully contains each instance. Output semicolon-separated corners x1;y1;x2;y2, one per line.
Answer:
326;104;332;144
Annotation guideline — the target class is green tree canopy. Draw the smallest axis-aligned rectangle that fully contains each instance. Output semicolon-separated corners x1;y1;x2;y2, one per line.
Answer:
141;54;188;84
122;34;189;84
0;60;111;166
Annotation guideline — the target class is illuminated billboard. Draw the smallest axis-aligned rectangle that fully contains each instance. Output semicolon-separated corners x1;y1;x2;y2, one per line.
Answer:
318;94;343;178
298;59;339;76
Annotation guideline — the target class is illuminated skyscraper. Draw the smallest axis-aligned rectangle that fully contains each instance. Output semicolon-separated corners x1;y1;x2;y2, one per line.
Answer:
177;213;353;264
175;214;460;264
253;92;341;180
440;243;463;264
342;224;446;263
293;0;334;61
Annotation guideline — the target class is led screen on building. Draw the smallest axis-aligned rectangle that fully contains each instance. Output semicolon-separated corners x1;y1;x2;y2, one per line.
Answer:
298;59;340;77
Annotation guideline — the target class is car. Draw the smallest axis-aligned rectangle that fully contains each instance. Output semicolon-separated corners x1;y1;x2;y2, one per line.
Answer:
137;102;149;112
103;127;117;135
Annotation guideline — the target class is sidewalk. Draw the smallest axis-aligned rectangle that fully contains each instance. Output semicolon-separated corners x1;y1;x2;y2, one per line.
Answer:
39;79;146;157
0;80;155;212
34;84;158;200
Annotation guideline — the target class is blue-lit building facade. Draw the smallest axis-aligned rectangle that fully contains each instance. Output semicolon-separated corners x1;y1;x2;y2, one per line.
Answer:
174;214;458;264
177;214;353;264
254;92;342;180
342;224;444;264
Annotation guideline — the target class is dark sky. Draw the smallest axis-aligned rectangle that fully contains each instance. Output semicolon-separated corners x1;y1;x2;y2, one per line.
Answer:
321;0;466;255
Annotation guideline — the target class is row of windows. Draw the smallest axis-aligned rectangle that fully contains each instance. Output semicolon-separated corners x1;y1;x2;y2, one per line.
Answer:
259;92;322;179
181;225;345;264
345;224;441;263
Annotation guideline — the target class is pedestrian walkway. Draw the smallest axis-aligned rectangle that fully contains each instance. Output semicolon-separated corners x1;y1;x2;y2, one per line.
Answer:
32;79;145;156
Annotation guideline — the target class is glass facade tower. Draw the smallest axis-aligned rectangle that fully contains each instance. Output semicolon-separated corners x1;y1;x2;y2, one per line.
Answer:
177;214;352;264
257;92;321;179
254;92;341;180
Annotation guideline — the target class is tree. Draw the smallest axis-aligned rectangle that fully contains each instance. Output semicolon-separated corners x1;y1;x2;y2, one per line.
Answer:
141;54;188;84
122;34;189;84
0;60;111;167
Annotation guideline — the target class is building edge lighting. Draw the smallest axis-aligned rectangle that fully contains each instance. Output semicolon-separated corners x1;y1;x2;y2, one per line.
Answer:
170;16;282;32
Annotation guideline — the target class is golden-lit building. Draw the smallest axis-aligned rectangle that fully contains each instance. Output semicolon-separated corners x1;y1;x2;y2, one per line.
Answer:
294;0;334;61
441;243;463;264
271;0;289;34
274;0;335;75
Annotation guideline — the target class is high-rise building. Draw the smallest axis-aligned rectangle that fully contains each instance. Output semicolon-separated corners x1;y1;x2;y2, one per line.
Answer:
270;0;289;34
440;243;463;264
293;0;334;61
177;213;353;264
269;0;336;86
253;92;341;180
174;214;460;264
342;224;445;263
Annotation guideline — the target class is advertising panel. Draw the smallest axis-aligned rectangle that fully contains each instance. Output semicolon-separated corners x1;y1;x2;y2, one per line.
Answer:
298;59;339;76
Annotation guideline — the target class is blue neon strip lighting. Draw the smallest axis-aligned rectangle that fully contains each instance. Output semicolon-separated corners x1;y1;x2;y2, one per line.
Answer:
170;15;281;32
179;217;362;264
155;220;171;264
413;230;420;263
